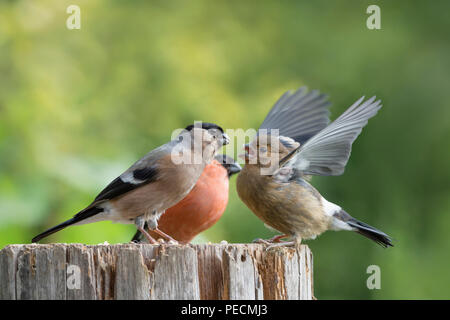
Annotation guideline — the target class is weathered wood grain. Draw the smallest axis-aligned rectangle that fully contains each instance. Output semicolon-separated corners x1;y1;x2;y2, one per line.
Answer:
0;243;313;300
222;245;261;299
196;244;225;300
0;245;20;299
151;245;200;299
115;246;151;300
66;244;96;299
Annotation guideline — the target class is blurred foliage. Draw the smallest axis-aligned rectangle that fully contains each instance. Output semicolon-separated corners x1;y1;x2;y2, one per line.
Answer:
1;0;449;299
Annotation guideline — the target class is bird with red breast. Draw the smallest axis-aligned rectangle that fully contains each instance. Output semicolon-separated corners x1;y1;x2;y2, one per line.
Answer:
32;122;229;244
131;154;241;243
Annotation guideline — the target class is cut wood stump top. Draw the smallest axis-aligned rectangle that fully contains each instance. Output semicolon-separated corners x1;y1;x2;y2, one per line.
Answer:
0;243;313;300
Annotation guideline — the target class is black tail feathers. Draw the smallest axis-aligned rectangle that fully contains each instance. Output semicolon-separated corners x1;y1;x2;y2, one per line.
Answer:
346;219;393;248
31;206;103;243
131;222;148;243
32;218;77;243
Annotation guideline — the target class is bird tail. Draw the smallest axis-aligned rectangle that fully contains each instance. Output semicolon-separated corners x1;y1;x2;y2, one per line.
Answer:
131;221;149;243
131;230;142;242
31;207;103;243
131;227;144;243
346;218;393;248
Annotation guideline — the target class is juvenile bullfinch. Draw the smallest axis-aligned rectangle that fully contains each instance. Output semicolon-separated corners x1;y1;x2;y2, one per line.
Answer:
236;87;393;248
32;122;230;244
131;154;241;243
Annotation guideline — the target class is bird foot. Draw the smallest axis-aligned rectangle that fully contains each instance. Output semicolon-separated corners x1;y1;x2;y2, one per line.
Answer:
155;238;179;245
264;241;296;251
252;234;289;244
153;228;179;245
252;238;272;245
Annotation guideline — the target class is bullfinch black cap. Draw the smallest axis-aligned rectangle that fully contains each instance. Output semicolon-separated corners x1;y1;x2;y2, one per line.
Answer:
185;122;224;133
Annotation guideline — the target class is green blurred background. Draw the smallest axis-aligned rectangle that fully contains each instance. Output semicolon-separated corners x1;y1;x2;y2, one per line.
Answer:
1;0;449;299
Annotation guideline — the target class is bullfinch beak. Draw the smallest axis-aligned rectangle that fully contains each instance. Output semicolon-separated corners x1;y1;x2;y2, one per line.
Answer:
218;154;242;177
226;162;242;177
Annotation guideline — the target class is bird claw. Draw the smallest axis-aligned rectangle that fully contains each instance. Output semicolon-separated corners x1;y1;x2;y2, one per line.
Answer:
252;236;297;251
152;228;179;244
252;234;289;245
154;238;179;245
252;238;272;245
264;241;296;251
162;239;179;245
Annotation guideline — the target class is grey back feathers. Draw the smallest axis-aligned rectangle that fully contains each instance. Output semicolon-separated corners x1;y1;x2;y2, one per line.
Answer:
259;87;331;145
281;96;382;176
90;144;174;203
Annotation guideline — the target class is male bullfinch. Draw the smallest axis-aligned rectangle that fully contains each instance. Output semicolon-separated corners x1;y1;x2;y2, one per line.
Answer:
131;154;241;243
236;87;393;248
32;122;230;244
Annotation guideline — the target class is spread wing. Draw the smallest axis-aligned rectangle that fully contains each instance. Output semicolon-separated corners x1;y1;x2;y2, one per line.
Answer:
278;96;382;176
259;87;331;144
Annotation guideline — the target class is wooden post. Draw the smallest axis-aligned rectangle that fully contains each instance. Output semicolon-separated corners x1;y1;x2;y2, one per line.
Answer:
0;243;313;300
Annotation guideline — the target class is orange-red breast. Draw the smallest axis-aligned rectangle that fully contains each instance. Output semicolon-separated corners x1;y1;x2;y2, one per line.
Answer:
131;155;241;243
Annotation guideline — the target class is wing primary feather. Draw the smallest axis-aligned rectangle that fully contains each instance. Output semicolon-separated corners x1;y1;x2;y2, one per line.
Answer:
281;96;382;176
94;166;159;202
259;87;331;145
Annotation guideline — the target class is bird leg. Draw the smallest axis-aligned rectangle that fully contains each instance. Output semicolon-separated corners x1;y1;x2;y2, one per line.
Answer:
135;217;157;244
145;210;179;244
153;228;178;244
137;226;158;244
271;234;289;242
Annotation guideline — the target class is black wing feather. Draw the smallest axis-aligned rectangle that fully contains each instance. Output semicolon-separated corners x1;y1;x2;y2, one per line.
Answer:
133;167;159;181
94;166;159;202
